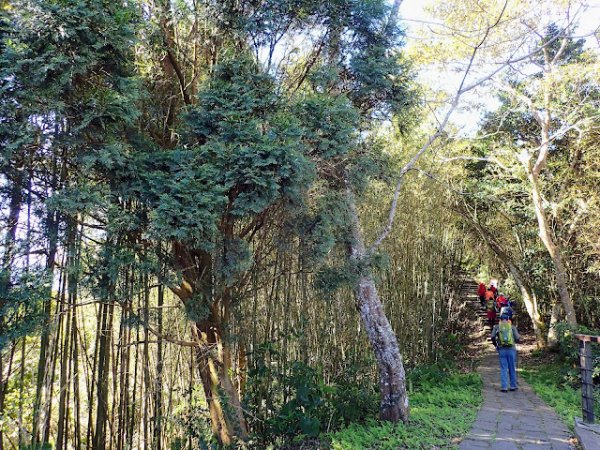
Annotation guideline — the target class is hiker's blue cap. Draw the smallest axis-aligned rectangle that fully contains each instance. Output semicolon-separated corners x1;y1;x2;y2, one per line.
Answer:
500;314;509;320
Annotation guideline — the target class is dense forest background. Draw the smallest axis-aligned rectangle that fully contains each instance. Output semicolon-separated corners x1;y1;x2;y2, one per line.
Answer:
0;0;599;449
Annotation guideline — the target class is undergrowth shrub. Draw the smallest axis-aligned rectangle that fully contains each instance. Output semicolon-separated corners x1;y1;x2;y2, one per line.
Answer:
244;347;483;449
244;344;378;448
553;322;600;383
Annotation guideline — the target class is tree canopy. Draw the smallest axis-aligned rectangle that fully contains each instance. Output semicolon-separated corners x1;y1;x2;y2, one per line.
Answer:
0;0;598;448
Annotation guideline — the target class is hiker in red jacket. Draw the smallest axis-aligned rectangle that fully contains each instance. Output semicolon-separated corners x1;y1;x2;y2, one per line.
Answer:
478;282;487;308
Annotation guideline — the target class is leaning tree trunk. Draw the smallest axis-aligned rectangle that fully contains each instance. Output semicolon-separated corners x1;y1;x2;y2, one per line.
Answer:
347;190;409;422
527;171;576;325
521;88;577;326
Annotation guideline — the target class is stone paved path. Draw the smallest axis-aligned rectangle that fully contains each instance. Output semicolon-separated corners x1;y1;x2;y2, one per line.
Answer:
459;351;574;450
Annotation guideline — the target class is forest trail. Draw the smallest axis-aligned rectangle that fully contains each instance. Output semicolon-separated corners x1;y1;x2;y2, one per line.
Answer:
457;281;574;450
459;351;573;450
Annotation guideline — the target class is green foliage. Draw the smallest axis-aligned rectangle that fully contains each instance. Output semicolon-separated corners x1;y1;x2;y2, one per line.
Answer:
244;355;482;449
340;0;415;118
137;54;318;256
314;264;357;294
290;192;352;266
3;346;45;447
245;344;378;447
140;149;227;249
293;91;359;160
0;270;48;349
407;361;458;389
0;0;142;336
536;23;585;67
0;0;140;136
215;237;253;288
327;369;482;449
185;55;312;216
314;249;390;295
270;362;330;438
170;384;216;450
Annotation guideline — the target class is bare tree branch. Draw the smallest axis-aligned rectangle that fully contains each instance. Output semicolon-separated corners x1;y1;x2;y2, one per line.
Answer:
368;2;593;253
368;1;509;254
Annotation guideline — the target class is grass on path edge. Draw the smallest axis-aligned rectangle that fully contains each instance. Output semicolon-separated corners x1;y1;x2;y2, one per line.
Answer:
326;371;483;449
520;354;599;432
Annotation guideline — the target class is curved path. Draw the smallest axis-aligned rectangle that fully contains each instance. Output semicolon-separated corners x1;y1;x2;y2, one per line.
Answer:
459;351;574;450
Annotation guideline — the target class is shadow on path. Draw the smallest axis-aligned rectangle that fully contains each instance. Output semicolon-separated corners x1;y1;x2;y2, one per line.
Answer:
459;351;574;450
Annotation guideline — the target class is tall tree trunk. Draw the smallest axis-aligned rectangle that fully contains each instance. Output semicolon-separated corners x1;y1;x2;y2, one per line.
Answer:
71;299;82;450
57;218;79;450
33;147;66;445
142;276;151;449
171;243;248;445
44;262;65;444
87;284;103;450
0;346;16;450
116;269;132;450
527;171;576;325
18;164;33;449
347;189;409;423
71;224;84;450
129;314;139;450
56;308;72;450
17;338;25;449
93;245;116;450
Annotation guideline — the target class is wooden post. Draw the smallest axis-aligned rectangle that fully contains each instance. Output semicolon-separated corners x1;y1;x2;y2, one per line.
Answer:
575;334;598;424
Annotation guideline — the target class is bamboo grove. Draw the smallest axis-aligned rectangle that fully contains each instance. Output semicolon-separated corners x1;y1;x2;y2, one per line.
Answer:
0;0;470;448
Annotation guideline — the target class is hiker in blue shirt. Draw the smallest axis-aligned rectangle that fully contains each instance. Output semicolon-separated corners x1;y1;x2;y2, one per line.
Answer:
491;314;521;392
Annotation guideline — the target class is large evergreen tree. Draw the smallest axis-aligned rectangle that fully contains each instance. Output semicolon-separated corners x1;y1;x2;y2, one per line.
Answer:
0;0;453;446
